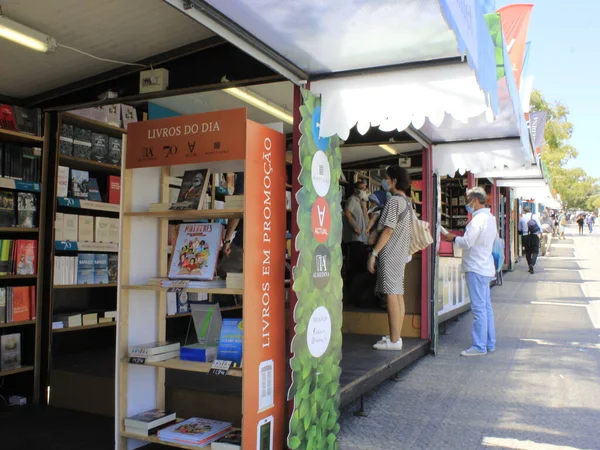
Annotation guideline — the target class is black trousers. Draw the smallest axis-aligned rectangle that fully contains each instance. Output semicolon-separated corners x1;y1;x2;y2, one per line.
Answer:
523;234;540;268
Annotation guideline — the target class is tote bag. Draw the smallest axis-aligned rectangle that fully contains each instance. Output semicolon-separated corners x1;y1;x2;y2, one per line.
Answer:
397;197;433;254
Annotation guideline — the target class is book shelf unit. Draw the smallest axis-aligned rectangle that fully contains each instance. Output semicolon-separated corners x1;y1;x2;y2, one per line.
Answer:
41;112;124;413
117;109;287;450
0;118;49;404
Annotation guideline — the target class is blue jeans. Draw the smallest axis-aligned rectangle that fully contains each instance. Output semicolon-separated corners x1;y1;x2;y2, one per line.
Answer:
466;272;496;352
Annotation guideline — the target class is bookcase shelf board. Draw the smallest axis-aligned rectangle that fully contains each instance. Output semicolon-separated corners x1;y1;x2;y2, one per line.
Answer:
54;283;118;289
0;365;35;377
123;357;243;377
118;431;218;450
0;178;42;193
123;209;244;220
166;305;243;319
57;197;120;213
61;112;126;137
52;322;116;333
0;128;44;145
0;227;39;233
122;285;244;296
0;320;36;329
54;241;119;252
0;274;38;280
58;155;121;175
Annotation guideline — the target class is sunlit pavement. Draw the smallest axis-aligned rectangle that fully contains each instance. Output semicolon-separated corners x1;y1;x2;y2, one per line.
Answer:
338;224;600;450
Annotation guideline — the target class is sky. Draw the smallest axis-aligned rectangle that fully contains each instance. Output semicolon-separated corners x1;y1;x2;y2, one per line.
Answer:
496;0;600;178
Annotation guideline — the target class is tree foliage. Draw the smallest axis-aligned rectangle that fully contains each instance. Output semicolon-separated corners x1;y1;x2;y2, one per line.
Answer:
530;89;599;210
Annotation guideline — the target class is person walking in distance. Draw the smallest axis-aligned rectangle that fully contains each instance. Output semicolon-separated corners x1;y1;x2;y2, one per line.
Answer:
557;210;567;240
442;187;497;356
519;206;542;274
368;166;412;351
576;214;585;235
540;210;554;257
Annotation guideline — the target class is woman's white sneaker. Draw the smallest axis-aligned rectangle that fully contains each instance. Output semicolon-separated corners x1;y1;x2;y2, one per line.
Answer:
373;337;403;351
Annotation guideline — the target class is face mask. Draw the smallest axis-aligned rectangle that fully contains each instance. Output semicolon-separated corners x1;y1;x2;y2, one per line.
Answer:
358;190;369;201
465;202;475;214
382;179;391;192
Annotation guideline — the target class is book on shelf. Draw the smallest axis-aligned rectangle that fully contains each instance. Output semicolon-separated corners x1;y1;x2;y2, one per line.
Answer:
0;286;35;323
17;193;37;227
0;104;18;131
0;333;21;371
212;430;242;450
157;417;232;448
0;191;15;227
78;215;94;242
129;341;181;357
11;106;41;136
52;321;64;330
57;165;69;198
77;253;95;284
71;170;89;199
99;317;113;324
167;222;224;281
104;310;117;320
217;318;243;368
88;178;102;202
170;169;210;211
225;273;243;290
107;137;122;166
150;278;226;289
82;312;98;326
125;409;177;433
59;124;74;156
73;127;92;159
166;290;192;316
0;145;42;183
121;105;138;130
53;313;83;328
224;195;244;209
95;217;110;243
149;203;171;212
94;253;109;284
90;133;109;163
108;254;118;283
131;350;180;363
0;240;37;275
54;254;117;285
62;213;78;241
109;218;119;244
108;176;120;204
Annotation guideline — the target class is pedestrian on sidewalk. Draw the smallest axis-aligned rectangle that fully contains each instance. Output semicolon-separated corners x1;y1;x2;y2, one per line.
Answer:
519;207;542;274
586;213;594;233
540;210;554;256
443;187;497;357
577;214;585;235
557;210;567;239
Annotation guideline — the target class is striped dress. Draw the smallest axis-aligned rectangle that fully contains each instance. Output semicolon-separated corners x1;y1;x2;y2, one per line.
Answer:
376;195;411;295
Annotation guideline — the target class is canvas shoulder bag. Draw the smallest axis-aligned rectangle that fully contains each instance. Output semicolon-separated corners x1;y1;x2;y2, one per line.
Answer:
396;196;434;254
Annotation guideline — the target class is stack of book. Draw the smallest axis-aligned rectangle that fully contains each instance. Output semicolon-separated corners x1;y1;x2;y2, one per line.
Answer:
55;213;120;244
225;273;244;290
148;277;226;289
157;417;232;448
57;166;120;204
52;310;115;329
0;145;42;183
212;430;242;450
59;123;122;166
0;192;39;228
124;409;177;437
0;239;37;275
53;253;117;285
224;195;244;209
0;105;41;136
0;286;36;324
129;341;180;363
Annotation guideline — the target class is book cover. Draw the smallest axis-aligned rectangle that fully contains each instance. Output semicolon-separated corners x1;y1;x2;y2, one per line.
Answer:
94;217;110;243
11;287;30;322
73;127;92;159
0;333;21;371
107;137;122;166
78;215;94;242
108;253;118;283
158;418;232;446
90;133;109;163
77;253;95;284
88;178;102;202
15;240;36;275
167;222;223;280
62;214;78;241
71;170;89;199
0;240;10;275
121;105;138;130
17;193;37;228
0;191;15;227
171;169;210;211
94;253;109;284
108;218;119;244
105;104;121;128
59;123;74;156
108;176;120;204
57;166;69;198
12;106;40;136
217;319;243;368
124;409;176;430
0;104;17;131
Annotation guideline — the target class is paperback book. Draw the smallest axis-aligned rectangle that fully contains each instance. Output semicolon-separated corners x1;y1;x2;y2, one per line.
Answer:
73;127;92;159
217;319;243;368
71;170;89;199
158;417;232;447
88;178;102;202
77;253;95;284
17;193;37;228
90;133;109;162
124;409;177;431
167;223;223;280
59;123;74;156
57;166;69;198
170;169;210;211
94;253;109;284
107;137;122;166
0;333;21;371
0;191;15;227
108;254;118;283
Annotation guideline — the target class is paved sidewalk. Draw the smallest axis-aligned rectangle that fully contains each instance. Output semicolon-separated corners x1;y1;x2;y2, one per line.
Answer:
338;225;600;450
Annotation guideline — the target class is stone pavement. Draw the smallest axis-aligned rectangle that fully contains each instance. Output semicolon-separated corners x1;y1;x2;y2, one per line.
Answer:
338;224;600;450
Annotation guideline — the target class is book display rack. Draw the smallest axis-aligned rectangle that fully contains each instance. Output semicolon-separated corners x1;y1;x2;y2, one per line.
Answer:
117;109;286;449
41;112;124;414
0;116;49;404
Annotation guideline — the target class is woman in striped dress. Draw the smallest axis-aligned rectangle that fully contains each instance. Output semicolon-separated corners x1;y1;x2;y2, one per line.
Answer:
367;166;412;351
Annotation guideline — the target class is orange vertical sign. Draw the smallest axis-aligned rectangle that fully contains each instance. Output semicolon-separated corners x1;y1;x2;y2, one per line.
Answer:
497;4;534;90
242;121;287;450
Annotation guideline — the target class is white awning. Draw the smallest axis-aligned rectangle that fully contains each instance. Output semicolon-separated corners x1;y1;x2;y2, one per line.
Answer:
513;185;561;209
474;164;543;181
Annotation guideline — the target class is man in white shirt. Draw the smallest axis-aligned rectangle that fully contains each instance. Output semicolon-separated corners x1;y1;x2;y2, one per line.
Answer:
518;206;542;274
443;187;497;357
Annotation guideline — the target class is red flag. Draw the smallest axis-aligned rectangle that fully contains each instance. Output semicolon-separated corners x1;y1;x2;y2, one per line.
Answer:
497;4;534;90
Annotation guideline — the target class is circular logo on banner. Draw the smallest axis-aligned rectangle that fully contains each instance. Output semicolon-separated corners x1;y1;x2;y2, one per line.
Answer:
311;151;331;197
311;244;331;289
312;106;330;151
311;197;331;243
307;306;332;358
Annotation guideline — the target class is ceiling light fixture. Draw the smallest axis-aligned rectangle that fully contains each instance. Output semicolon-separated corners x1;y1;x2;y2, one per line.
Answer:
222;87;293;124
378;144;398;155
0;15;56;52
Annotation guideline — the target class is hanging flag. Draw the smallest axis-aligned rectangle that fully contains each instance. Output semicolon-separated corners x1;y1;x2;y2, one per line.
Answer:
497;4;534;90
529;111;547;155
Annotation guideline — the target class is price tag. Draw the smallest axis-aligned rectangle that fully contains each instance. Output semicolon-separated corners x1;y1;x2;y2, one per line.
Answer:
129;356;147;365
209;359;232;376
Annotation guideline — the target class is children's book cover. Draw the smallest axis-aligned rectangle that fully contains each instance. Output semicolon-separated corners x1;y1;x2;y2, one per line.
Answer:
167;223;223;280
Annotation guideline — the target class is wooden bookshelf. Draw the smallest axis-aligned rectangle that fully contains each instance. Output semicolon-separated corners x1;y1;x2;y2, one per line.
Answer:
0;227;39;233
58;155;121;175
119;431;218;450
54;241;119;252
52;322;116;333
123;285;243;296
166;305;243;319
57;197;120;213
54;283;118;289
0;320;36;329
125;357;243;377
0;365;34;377
62;112;126;137
123;209;243;220
0;128;44;145
0;274;38;280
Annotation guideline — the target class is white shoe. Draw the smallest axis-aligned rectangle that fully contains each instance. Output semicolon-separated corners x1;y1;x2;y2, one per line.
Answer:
373;337;403;351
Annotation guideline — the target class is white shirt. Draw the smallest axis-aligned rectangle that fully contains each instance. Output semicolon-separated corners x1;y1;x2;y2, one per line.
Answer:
518;212;542;235
454;208;497;277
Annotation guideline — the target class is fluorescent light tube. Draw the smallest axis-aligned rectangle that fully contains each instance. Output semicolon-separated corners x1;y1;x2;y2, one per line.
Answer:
378;144;398;155
0;15;56;52
223;87;293;124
